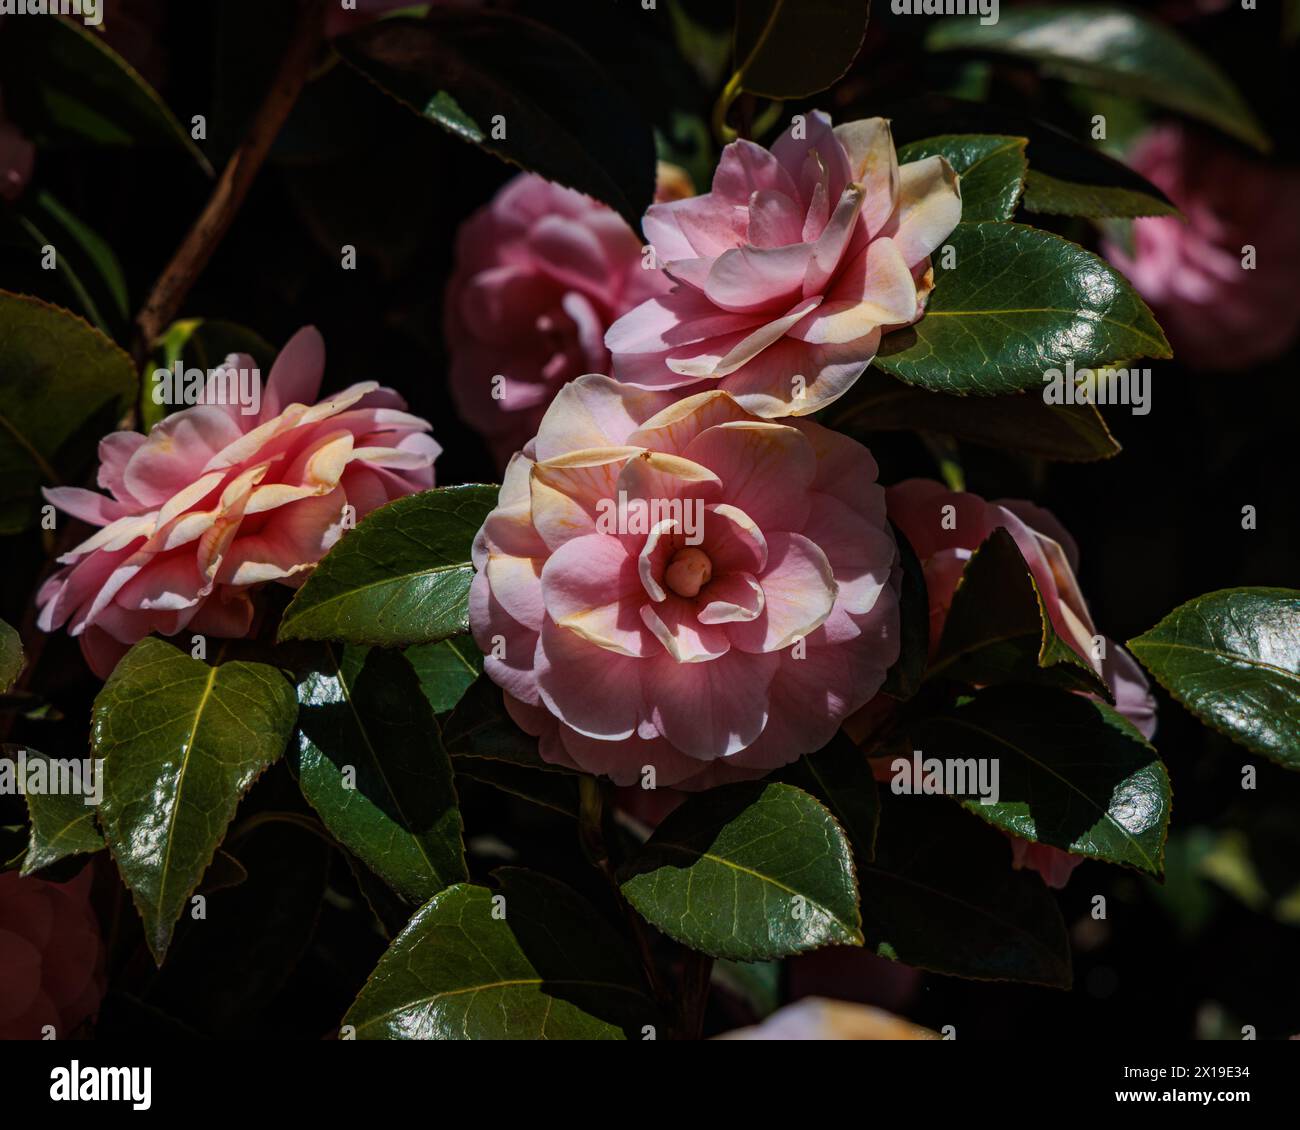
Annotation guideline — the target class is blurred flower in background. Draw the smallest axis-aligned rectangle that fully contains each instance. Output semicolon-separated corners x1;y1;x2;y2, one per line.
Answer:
1104;124;1300;371
0;92;34;202
0;868;105;1040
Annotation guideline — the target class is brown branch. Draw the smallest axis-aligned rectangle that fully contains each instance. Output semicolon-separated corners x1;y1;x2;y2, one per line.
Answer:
130;0;326;368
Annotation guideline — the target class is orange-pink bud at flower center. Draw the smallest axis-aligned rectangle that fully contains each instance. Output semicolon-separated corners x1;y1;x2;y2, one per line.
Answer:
666;547;712;598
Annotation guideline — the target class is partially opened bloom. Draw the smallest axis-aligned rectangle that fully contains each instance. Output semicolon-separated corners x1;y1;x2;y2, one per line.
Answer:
446;172;673;468
470;374;900;788
0;869;105;1040
606;110;961;417
37;327;439;677
886;479;1157;887
1103;124;1300;370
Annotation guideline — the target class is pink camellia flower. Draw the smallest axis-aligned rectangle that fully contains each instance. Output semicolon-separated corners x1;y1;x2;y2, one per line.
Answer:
0;93;35;202
0;868;106;1040
37;327;439;677
605;111;961;417
1103;124;1300;370
445;173;673;469
886;478;1157;888
470;374;900;788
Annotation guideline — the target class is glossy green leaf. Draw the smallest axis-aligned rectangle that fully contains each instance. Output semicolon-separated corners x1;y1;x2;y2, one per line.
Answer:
344;869;658;1039
0;291;136;534
731;0;871;100
929;527;1109;698
293;645;467;905
858;791;1071;986
916;686;1169;875
406;636;482;714
11;749;103;875
1023;169;1180;219
896;134;1026;222
779;731;880;862
0;618;21;692
1129;588;1300;770
442;673;562;772
926;5;1268;152
872;222;1170;395
91;638;298;964
620;782;861;961
0;14;211;172
336;12;656;227
278;484;497;648
831;368;1120;462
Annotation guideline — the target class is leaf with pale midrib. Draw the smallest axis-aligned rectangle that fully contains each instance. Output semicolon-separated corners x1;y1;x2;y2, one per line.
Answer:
294;645;467;905
92;638;298;964
916;685;1170;875
278;484;497;647
619;782;861;961
16;749;104;875
344;869;658;1039
1130;588;1300;770
872;222;1170;395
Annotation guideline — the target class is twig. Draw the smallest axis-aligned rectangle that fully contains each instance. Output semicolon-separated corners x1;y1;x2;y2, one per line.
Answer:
130;0;326;368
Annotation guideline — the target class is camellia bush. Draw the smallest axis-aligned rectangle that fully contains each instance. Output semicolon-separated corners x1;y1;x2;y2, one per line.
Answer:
0;0;1297;1045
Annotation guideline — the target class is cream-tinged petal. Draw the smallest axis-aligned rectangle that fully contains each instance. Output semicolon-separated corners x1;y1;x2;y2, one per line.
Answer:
642;646;779;759
717;331;880;418
882;155;962;265
682;420;815;530
833;118;899;236
535;617;646;740
729;532;838;653
701;502;768;575
697;571;764;624
710;296;822;378
540;533;656;657
530;447;641;551
640;596;730;663
797;237;918;343
627;390;754;455
533;374;675;459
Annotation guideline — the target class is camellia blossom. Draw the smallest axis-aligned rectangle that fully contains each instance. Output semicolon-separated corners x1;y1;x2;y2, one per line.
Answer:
886;478;1158;887
605;110;961;417
0;869;106;1040
37;327;439;677
470;374;900;788
1103;124;1300;370
445;172;673;469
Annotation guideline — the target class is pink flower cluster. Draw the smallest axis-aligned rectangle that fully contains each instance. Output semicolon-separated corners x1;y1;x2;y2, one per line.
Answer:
38;328;438;676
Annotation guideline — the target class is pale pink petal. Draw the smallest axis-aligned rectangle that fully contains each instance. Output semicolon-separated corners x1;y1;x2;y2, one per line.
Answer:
729;532;838;653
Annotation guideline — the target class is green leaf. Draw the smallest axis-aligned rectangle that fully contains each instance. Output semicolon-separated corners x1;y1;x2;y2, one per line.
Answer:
831;368;1120;462
293;645;467;905
1129;588;1300;770
915;686;1170;875
1;190;131;338
925;5;1268;152
872;221;1170;395
880;521;929;700
731;0;871;101
0;14;212;172
406;636;482;714
858;792;1072;986
779;731;880;862
335;12;656;228
619;781;861;961
455;759;580;820
442;673;562;771
343;869;659;1039
1023;168;1179;219
896;134;1026;222
0;618;22;693
0;291;136;534
278;484;497;648
929;527;1110;698
10;749;104;875
91;638;298;964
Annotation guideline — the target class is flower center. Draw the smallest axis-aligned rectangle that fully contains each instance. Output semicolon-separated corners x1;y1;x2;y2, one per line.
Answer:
665;547;712;599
